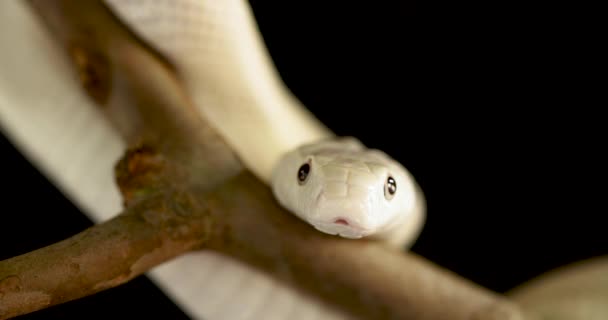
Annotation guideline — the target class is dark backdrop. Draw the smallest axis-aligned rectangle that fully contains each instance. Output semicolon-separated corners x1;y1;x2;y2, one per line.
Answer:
1;2;604;319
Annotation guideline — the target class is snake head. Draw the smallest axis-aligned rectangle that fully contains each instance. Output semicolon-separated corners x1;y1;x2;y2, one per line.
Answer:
271;137;417;239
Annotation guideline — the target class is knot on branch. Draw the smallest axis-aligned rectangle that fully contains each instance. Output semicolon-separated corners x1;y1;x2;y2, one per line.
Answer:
113;145;213;245
69;43;111;105
135;190;212;245
115;145;168;207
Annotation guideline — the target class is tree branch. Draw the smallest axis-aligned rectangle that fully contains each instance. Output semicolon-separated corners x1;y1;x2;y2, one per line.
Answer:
508;256;608;319
1;0;524;319
0;191;208;319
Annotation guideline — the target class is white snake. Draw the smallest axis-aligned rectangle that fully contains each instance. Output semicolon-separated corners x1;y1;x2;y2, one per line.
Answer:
0;1;425;319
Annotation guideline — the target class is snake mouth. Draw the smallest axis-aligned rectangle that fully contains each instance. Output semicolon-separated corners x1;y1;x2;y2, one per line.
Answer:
311;188;373;238
334;218;350;225
310;219;372;239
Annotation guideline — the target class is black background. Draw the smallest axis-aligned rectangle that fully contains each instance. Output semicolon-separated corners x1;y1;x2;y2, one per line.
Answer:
1;1;604;319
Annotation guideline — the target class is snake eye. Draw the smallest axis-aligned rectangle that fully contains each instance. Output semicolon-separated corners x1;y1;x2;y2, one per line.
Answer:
297;162;311;185
384;176;397;200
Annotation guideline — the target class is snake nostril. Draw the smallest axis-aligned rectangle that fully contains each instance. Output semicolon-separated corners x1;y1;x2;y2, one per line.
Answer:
334;218;350;226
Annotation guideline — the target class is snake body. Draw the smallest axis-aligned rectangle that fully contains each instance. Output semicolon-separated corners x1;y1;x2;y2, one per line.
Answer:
0;0;425;318
102;0;426;246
